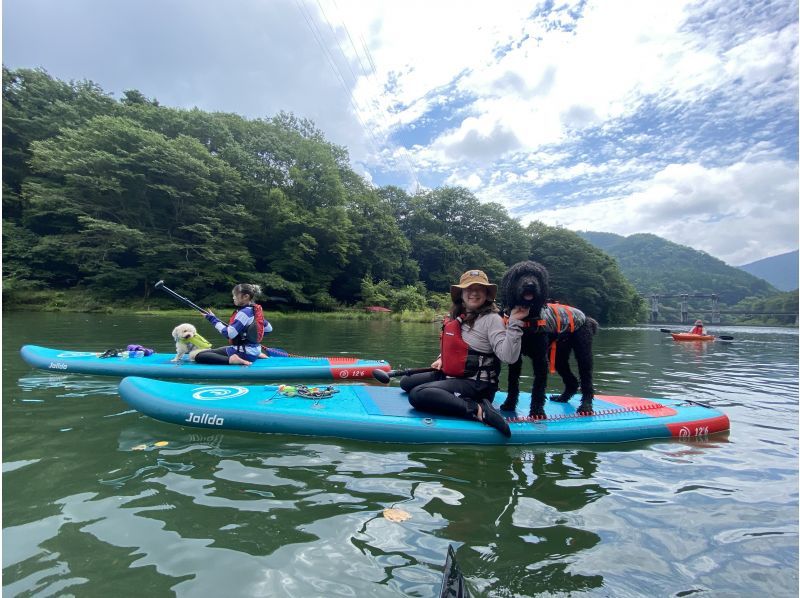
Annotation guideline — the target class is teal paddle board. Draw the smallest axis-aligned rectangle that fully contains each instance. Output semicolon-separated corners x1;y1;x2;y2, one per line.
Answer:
118;377;730;445
20;344;390;381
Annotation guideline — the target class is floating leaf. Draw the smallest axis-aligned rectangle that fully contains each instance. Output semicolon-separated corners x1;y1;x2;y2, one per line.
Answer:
154;441;169;447
383;508;411;522
132;444;148;451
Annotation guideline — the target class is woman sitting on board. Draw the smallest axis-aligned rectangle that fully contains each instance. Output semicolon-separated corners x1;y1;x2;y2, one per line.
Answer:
688;319;705;335
400;269;529;437
195;283;272;366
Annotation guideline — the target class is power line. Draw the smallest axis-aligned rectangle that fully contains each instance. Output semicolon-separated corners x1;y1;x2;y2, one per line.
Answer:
293;0;385;161
326;0;421;191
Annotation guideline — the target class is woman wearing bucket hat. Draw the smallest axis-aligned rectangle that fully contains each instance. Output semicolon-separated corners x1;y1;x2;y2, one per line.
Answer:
688;319;705;335
400;269;530;438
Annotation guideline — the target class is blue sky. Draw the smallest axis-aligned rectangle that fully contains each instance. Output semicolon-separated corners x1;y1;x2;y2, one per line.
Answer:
4;0;798;266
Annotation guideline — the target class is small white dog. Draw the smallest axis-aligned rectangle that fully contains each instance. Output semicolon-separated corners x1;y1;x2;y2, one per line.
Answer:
171;323;213;362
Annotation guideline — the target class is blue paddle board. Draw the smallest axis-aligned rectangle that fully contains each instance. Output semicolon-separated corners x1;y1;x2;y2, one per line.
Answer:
20;344;390;381
118;377;730;445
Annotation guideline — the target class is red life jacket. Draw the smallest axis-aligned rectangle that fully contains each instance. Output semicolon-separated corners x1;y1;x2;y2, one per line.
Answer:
228;303;265;346
440;315;499;383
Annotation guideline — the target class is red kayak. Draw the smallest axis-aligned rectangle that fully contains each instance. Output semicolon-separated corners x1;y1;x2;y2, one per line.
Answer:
671;333;715;342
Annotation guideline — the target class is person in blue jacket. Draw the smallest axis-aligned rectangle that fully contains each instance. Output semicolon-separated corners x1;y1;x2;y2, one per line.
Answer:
195;283;272;365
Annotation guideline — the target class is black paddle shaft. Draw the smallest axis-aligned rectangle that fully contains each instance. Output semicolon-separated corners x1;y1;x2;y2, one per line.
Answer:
372;366;436;383
154;280;208;314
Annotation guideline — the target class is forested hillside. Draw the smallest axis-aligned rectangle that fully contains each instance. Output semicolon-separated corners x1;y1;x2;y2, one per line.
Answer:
577;232;776;304
3;67;644;323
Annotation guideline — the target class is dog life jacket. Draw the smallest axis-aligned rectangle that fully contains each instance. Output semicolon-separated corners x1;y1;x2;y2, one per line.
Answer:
440;315;500;384
177;334;212;352
505;303;587;374
228;303;265;347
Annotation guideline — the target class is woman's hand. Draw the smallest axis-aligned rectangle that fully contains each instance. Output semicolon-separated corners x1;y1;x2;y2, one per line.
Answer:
431;357;442;370
509;306;530;321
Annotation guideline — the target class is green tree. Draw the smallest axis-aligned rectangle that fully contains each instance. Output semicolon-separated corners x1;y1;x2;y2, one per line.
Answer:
527;222;645;324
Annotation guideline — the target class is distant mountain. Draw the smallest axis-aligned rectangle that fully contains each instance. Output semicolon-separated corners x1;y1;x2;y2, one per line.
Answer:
576;231;777;305
738;250;798;292
577;231;626;252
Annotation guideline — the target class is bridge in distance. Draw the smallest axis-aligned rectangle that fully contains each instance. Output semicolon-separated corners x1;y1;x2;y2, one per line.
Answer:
645;293;797;324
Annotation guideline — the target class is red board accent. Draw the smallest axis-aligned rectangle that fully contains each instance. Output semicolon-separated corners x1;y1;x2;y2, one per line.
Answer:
666;415;730;438
327;357;359;364
331;364;391;380
597;395;678;417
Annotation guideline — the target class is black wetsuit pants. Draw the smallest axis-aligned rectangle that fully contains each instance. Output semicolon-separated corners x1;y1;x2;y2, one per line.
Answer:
194;347;231;365
400;370;497;419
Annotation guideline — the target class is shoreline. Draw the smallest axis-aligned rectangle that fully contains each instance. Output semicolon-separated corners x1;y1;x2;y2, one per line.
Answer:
2;305;795;328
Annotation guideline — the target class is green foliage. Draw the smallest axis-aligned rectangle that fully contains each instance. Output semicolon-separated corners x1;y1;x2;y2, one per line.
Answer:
729;290;798;326
360;277;427;312
8;67;785;327
578;232;777;305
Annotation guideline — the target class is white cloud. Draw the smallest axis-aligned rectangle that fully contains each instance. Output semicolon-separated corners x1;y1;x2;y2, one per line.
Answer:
518;159;799;265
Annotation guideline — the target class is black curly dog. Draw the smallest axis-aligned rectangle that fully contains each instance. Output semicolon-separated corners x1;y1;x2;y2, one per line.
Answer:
498;260;598;418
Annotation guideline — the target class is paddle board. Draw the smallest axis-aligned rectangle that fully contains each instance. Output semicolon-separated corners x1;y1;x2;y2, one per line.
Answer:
20;344;390;381
118;377;730;445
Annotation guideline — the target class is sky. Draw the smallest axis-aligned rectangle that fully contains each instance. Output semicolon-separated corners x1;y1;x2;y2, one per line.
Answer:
3;0;798;266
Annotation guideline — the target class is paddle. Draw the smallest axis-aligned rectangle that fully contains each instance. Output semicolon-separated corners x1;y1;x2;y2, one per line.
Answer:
439;544;469;598
659;328;734;341
372;366;436;383
154;280;209;314
154;280;289;312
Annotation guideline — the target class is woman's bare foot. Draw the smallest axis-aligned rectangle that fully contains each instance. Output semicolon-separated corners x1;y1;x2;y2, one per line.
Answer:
228;354;252;366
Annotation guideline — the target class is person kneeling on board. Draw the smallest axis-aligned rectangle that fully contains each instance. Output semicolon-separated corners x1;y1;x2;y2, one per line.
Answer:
400;270;528;437
195;283;272;366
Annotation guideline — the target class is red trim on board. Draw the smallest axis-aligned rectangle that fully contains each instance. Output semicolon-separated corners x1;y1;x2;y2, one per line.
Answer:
597;395;678;417
331;364;390;380
666;414;730;438
327;357;359;365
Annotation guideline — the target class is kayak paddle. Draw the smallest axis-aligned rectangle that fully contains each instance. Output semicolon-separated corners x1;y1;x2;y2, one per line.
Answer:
372;366;436;383
659;328;734;341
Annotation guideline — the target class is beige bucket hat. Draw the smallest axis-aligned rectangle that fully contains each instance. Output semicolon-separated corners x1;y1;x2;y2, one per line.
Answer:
450;269;497;302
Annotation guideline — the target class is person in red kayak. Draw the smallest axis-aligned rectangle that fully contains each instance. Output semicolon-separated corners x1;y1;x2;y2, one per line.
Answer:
688;319;705;335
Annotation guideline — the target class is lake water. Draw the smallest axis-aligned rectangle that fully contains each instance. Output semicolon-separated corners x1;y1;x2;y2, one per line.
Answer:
3;312;798;597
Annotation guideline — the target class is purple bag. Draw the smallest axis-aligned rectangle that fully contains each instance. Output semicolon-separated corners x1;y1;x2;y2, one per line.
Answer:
126;344;156;356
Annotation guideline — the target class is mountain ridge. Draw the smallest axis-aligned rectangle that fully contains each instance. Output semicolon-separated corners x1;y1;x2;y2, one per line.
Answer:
737;250;798;291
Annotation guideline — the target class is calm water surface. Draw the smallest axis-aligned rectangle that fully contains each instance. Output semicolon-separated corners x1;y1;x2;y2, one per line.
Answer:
3;313;798;597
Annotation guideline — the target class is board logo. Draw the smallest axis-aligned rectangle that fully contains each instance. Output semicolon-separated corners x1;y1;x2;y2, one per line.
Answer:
48;362;68;370
192;386;248;400
185;412;224;426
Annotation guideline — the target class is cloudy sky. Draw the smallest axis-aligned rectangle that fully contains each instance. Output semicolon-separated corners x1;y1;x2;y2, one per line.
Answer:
4;0;798;266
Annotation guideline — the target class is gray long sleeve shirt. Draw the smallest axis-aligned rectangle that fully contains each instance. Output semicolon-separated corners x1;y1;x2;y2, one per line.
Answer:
459;312;525;364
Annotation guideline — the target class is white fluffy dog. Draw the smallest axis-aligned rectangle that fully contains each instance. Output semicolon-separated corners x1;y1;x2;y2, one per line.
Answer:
171;323;213;362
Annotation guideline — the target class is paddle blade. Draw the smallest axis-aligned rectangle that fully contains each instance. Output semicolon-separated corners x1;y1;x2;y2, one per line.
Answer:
372;368;391;383
659;328;672;334
439;544;469;598
718;335;734;341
